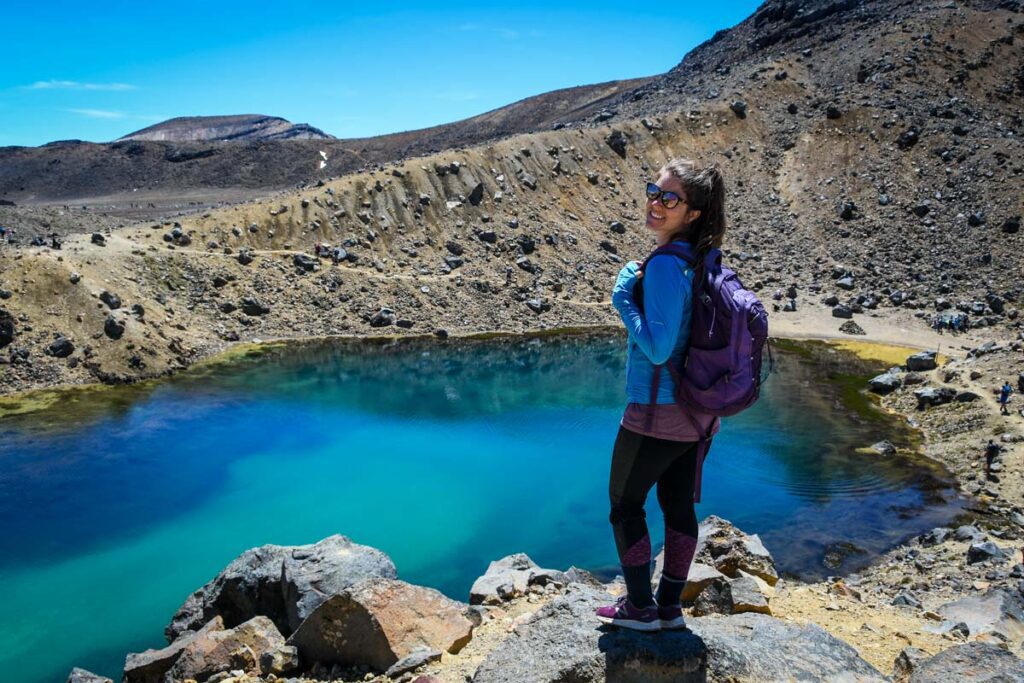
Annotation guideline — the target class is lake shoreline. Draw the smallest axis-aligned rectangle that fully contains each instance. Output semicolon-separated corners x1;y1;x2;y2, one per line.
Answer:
5;316;1023;677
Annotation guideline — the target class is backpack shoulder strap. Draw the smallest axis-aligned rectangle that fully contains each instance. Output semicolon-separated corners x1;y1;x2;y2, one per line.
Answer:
641;242;698;271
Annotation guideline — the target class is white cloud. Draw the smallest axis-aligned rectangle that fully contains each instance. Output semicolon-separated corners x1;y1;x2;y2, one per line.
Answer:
29;80;137;91
67;108;126;119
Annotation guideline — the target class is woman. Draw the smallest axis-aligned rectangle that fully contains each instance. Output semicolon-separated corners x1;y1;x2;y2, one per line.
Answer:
595;159;727;631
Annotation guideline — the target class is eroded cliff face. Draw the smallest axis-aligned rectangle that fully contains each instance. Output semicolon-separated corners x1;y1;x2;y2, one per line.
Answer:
1;1;1021;395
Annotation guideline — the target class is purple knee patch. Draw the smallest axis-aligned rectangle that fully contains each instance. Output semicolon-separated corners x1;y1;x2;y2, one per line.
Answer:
621;533;651;567
664;527;698;579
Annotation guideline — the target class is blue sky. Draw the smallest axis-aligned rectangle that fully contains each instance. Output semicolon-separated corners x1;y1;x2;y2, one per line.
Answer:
1;1;761;147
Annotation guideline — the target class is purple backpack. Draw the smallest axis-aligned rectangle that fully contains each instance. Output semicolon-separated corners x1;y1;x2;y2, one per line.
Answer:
637;243;771;502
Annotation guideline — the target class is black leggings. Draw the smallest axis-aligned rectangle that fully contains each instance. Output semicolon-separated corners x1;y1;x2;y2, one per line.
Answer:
608;425;701;605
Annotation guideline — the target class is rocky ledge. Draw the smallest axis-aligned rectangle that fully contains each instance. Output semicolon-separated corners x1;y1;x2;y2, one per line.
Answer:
66;516;1024;683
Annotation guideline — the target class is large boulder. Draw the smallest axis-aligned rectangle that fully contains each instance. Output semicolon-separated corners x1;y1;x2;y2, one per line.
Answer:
472;584;884;682
166;535;396;642
691;612;887;682
869;371;901;395
125;616;225;683
935;589;1024;643
164;615;285;682
469;553;567;605
906;351;937;371
908;643;1024;682
914;387;956;409
286;577;475;673
282;534;398;632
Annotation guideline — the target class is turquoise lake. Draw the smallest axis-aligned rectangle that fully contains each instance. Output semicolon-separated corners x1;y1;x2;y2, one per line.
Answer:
0;333;966;683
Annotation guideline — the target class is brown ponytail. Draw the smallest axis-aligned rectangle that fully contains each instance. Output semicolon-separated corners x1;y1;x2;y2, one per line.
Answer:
661;159;727;257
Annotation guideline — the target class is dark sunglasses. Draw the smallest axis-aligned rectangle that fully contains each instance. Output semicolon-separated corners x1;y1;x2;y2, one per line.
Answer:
645;182;685;209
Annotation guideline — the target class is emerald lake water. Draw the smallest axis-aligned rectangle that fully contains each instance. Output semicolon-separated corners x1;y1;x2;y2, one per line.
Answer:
0;334;965;683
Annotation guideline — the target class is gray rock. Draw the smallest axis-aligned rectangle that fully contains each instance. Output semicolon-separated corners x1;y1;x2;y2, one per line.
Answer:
563;566;605;588
832;304;854;319
690;612;886;682
470;553;566;605
525;298;550;314
515;256;538;274
0;311;16;347
66;668;113;683
836;276;855;290
869;372;901;395
954;526;984;542
126;616;225;683
892;591;922;609
384;647;443;678
914;387;955;409
967;541;1008;564
893;646;928;682
694;516;778;587
935;589;1024;643
467;181;485;206
692;577;735;616
281;534;398;632
920;527;952;546
165;615;285;683
47;335;75;358
293;253;319;272
473;584;884;682
728;574;771;615
286;577;474;673
730;100;748;118
259;644;299;677
240;297;270;316
605;130;627;158
908;642;1024;682
370;308;396;327
870;440;897;456
472;583;705;682
166;535;395;642
104;313;126;340
906;351;938;371
99;290;122;310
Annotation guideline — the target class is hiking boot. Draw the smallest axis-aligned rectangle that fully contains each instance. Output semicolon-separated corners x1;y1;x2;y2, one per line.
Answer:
657;602;687;630
595;595;660;631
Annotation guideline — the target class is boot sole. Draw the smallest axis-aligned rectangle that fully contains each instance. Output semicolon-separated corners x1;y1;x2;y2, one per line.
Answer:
596;615;661;631
660;617;688;629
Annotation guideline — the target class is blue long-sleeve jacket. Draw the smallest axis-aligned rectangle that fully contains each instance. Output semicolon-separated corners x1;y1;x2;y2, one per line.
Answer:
611;241;696;404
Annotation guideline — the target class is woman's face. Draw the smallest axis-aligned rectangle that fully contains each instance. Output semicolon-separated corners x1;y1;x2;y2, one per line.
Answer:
645;170;700;240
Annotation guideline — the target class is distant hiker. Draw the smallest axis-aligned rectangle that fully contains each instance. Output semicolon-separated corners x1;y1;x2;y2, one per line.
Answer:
1000;381;1014;415
598;158;768;631
985;440;1002;479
